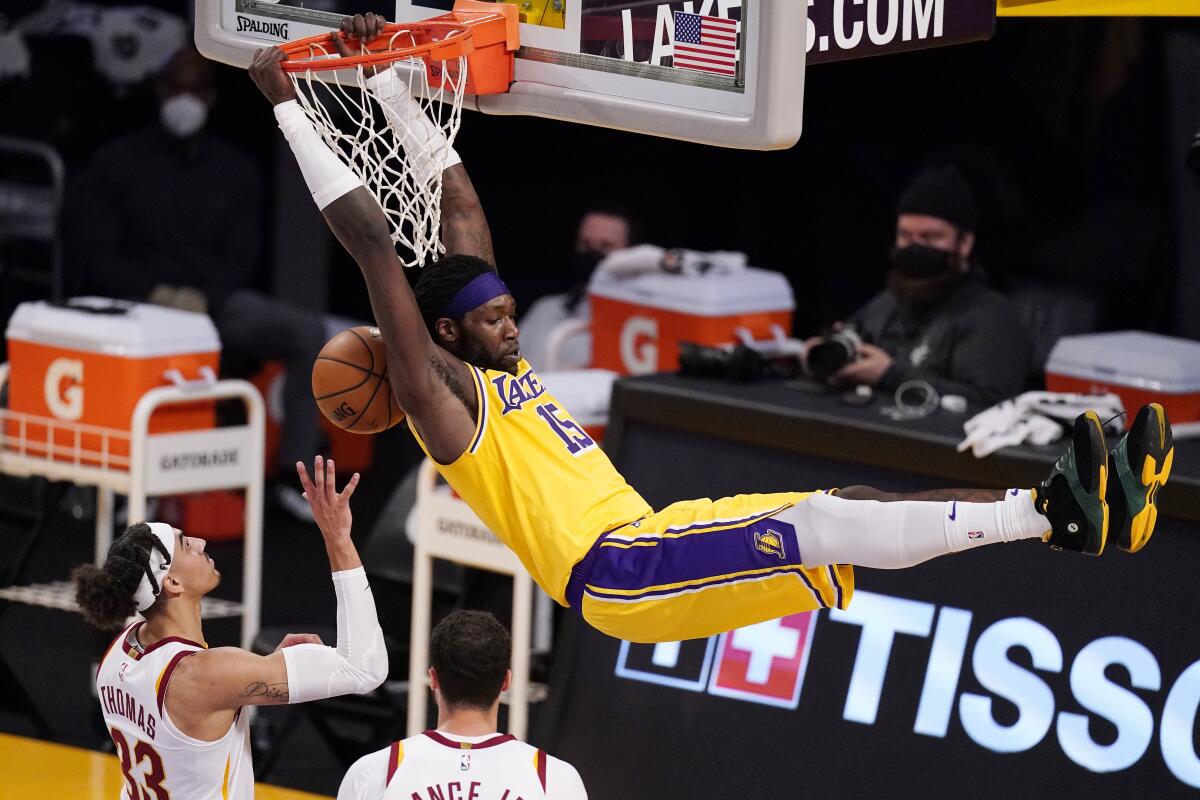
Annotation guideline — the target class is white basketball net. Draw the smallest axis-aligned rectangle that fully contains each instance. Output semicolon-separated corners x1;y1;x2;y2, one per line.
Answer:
288;35;468;268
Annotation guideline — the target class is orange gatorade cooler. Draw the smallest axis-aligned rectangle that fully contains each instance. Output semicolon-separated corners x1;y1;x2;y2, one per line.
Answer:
5;298;220;467
589;268;795;375
1045;331;1200;427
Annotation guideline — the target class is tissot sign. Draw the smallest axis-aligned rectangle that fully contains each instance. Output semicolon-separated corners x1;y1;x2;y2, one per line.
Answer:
546;547;1200;799
613;591;1200;789
609;592;1200;791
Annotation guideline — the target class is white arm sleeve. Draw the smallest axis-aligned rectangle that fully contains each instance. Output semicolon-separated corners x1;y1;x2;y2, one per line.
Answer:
548;757;589;800
365;67;461;184
337;749;391;800
274;99;364;210
282;567;388;703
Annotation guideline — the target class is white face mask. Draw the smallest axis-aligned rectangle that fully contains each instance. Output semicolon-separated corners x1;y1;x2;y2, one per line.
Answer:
160;93;208;138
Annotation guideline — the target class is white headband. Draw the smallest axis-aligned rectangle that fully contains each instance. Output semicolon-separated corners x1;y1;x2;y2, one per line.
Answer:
132;522;177;612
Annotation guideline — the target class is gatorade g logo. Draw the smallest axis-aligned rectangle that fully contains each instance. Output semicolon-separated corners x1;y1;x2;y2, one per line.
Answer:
44;358;84;421
620;316;658;374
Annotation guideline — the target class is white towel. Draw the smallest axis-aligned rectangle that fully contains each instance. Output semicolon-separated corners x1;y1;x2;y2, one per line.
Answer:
591;244;748;283
958;391;1126;458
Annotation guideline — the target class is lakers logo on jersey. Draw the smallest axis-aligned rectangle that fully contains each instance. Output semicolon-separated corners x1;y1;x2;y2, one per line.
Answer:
754;528;787;560
491;370;545;414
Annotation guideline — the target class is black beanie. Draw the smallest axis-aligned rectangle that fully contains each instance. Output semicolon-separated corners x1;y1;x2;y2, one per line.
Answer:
896;165;978;232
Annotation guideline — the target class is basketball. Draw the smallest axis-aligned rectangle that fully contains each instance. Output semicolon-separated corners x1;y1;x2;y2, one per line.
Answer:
311;326;404;434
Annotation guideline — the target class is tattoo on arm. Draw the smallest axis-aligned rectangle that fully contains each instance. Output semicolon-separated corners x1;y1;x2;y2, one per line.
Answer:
440;164;495;266
429;354;473;410
240;681;289;701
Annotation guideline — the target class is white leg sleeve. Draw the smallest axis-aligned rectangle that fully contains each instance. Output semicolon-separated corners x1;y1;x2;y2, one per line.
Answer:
365;67;461;184
282;567;388;703
784;491;1048;569
274;100;364;210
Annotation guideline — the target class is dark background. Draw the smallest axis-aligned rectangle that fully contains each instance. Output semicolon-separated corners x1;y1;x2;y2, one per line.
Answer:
0;6;1189;348
1;2;1198;798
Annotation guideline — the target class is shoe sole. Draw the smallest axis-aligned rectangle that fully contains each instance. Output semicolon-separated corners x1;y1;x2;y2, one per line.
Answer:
1119;403;1174;553
1080;410;1110;556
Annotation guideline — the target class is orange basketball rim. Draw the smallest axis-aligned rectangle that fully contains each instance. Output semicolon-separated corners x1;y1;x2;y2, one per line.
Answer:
276;0;520;97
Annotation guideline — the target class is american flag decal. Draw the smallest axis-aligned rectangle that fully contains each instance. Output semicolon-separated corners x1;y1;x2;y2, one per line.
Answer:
672;11;739;77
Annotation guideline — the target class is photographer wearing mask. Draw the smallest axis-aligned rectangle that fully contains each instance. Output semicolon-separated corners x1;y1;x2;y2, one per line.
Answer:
808;165;1029;405
518;206;638;370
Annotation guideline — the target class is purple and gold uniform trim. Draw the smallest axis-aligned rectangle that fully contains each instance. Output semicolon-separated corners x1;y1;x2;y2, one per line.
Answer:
574;504;833;608
467;366;489;455
565;492;856;643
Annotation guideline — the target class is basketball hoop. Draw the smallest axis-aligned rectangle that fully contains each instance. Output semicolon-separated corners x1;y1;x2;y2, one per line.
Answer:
278;1;518;267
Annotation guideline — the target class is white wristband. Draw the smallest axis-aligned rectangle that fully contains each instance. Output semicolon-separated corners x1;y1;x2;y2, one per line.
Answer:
365;67;461;183
274;99;364;210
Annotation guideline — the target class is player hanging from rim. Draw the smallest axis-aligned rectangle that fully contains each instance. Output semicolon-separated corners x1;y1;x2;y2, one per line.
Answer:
249;13;1174;645
73;457;387;800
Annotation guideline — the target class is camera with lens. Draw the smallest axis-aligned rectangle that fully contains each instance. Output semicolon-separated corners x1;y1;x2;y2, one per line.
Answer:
804;327;863;382
678;342;769;381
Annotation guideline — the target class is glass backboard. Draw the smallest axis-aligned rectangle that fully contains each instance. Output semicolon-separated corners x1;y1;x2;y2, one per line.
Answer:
195;1;805;150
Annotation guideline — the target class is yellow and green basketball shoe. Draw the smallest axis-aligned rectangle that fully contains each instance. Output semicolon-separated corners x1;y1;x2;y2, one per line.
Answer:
1037;410;1109;555
1108;403;1174;553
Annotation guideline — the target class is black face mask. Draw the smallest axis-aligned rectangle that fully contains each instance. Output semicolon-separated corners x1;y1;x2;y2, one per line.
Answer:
571;249;605;283
891;244;956;278
565;249;605;311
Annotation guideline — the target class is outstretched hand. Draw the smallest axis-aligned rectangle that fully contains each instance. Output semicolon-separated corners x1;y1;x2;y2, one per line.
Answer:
249;46;297;106
296;455;360;545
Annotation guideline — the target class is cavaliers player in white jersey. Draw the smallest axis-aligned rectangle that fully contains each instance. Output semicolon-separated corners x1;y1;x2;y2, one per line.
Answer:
339;612;586;800
74;456;388;800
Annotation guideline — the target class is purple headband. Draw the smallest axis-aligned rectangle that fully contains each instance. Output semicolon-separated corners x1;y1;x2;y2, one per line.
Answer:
441;271;511;318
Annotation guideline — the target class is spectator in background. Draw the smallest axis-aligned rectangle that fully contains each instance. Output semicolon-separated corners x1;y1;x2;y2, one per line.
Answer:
517;205;638;370
812;165;1030;405
64;45;325;519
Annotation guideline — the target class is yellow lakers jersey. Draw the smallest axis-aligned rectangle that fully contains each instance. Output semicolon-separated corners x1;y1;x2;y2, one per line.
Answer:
409;359;652;603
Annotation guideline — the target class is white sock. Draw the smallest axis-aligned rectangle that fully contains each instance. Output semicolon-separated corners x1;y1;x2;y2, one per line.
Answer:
943;489;1049;552
274;100;363;209
786;490;1050;570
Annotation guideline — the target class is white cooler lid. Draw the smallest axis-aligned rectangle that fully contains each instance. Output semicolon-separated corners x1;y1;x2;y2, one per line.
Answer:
588;267;795;316
6;297;221;357
1046;331;1200;394
540;368;618;427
